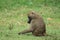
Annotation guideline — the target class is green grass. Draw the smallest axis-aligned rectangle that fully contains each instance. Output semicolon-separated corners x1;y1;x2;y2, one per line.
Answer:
0;0;60;40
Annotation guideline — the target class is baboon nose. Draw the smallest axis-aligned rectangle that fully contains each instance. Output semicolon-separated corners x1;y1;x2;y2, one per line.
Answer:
28;16;30;17
28;16;31;18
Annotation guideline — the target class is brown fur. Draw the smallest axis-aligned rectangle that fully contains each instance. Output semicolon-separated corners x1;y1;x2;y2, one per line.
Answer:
18;11;46;36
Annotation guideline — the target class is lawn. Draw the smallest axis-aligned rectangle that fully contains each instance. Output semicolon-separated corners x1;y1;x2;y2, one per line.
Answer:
0;0;60;40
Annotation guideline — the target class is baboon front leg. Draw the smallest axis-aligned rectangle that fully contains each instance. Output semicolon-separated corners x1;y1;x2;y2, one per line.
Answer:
18;29;33;35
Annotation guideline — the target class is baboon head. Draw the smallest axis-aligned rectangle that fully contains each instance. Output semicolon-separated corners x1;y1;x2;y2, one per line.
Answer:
27;11;39;24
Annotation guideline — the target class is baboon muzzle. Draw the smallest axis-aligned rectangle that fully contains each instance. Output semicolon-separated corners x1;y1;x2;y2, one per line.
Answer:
28;16;32;24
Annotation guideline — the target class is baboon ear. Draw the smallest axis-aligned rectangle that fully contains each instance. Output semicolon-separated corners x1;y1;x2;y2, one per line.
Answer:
31;11;35;14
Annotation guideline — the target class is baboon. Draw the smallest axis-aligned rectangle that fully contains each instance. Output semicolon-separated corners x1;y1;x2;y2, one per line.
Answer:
18;11;46;36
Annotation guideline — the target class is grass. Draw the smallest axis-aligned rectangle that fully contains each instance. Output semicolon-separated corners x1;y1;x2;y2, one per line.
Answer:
0;0;60;40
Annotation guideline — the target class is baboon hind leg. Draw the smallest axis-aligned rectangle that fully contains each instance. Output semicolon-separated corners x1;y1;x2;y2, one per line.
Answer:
32;29;45;36
32;32;44;36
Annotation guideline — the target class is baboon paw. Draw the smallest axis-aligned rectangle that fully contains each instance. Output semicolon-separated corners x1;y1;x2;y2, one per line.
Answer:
18;33;21;35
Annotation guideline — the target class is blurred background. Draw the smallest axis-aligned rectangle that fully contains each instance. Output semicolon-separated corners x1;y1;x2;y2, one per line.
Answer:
0;0;60;40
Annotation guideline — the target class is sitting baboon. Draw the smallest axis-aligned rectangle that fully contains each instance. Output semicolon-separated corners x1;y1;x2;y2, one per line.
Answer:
18;11;46;36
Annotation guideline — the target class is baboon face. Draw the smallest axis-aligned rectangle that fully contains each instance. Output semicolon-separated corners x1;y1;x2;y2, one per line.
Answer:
27;11;38;24
27;16;32;24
